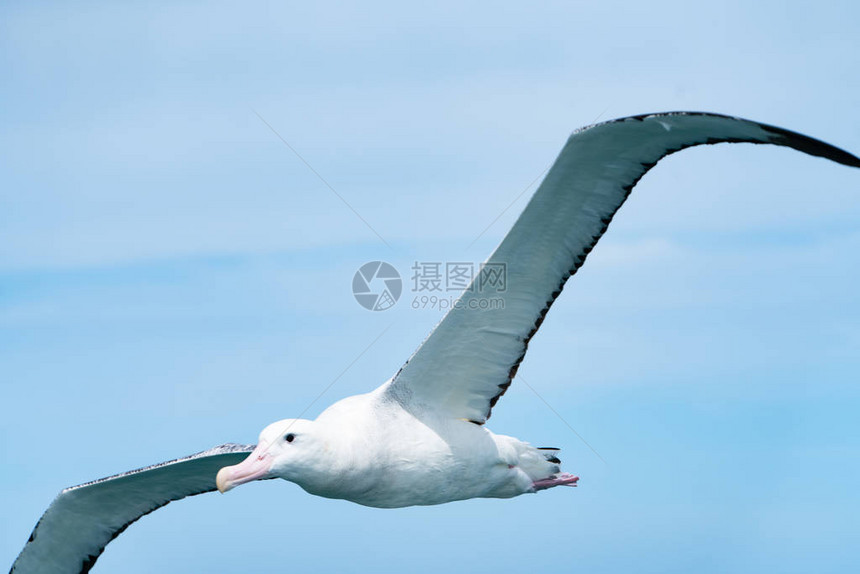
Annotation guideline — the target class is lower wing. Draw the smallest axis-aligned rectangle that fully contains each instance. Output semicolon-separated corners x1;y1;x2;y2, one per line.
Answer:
10;443;255;574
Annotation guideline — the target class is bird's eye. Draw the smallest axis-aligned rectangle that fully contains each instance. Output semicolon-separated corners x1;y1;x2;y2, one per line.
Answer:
285;433;295;443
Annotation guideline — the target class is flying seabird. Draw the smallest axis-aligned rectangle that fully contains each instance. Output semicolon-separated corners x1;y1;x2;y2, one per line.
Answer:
10;112;860;574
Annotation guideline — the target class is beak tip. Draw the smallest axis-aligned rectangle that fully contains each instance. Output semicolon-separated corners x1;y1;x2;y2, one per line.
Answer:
215;445;271;493
216;467;232;494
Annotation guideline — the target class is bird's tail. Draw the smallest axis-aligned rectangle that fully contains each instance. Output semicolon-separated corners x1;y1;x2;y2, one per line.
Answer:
493;435;568;483
516;446;561;479
538;447;562;465
533;447;579;490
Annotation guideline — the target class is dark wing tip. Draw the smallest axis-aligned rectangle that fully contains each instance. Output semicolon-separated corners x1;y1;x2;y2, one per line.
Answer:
756;121;860;168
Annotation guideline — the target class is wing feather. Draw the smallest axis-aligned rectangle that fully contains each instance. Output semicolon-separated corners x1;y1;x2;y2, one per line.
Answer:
386;112;860;423
9;443;255;574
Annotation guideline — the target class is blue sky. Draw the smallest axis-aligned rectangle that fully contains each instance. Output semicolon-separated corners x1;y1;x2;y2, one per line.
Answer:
2;1;859;572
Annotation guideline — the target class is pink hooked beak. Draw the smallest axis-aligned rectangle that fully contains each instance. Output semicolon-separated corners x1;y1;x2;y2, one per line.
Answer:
216;441;273;493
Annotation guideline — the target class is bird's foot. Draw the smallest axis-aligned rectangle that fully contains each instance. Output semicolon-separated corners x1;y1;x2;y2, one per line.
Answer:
533;473;579;491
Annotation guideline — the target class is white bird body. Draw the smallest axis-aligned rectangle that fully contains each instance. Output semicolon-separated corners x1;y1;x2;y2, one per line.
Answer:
232;382;564;509
10;112;859;574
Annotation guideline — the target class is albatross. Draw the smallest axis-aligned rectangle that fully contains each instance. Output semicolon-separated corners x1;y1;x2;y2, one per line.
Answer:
10;111;860;573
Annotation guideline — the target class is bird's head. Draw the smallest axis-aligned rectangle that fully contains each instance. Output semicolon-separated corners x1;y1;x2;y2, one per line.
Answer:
216;418;319;493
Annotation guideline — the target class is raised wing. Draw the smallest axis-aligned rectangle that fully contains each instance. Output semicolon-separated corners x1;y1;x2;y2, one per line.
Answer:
9;443;255;574
386;112;860;424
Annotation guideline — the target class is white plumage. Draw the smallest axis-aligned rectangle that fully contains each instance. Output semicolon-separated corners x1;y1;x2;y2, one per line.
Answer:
218;385;569;510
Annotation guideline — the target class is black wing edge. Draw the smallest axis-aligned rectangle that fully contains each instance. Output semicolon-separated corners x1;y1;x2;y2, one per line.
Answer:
10;443;255;574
